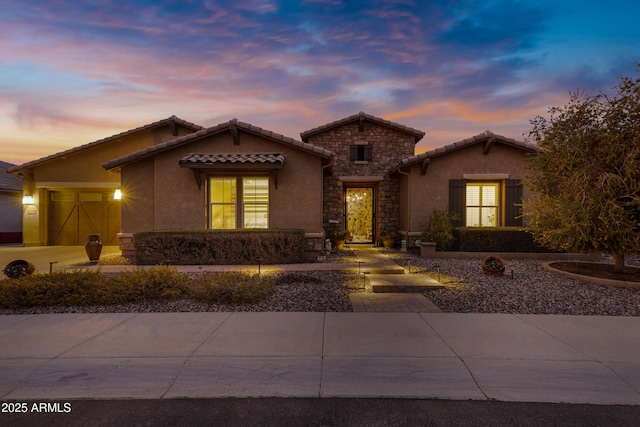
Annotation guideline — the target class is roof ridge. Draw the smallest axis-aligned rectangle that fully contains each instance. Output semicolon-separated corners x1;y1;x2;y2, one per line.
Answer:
397;131;539;168
103;119;333;171
300;111;425;143
9;116;203;173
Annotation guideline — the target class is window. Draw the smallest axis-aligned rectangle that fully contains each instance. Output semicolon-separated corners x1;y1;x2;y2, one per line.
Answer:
466;183;499;227
209;176;269;229
243;178;269;228
350;144;373;161
210;177;237;229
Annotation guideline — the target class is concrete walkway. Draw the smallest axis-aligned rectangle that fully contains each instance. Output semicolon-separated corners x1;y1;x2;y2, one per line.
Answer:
2;312;640;404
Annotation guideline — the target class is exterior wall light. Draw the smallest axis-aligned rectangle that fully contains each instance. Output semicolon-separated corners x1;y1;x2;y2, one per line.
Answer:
114;188;122;201
22;195;35;205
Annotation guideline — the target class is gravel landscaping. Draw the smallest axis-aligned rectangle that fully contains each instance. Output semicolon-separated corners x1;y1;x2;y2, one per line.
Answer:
2;251;640;315
389;252;640;316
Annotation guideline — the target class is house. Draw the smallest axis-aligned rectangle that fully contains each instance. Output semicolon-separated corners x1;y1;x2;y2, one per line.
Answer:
393;130;539;244
8;112;538;254
102;119;332;253
7;116;203;246
0;161;23;244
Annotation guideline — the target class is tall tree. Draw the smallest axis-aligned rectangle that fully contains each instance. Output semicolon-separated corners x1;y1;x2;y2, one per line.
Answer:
524;66;640;271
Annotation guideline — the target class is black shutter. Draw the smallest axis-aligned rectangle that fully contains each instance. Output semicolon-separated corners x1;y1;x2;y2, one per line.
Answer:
449;179;465;226
349;145;358;161
364;145;373;161
505;179;523;226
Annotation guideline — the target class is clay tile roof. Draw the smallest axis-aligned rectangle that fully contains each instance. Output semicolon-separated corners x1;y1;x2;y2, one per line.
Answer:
8;116;203;173
396;130;540;169
179;153;285;167
103;119;332;171
300;111;425;143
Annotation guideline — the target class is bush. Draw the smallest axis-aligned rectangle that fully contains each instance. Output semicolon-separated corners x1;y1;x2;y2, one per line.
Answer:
134;229;306;265
452;227;558;252
189;272;275;305
421;210;458;251
0;270;112;308
0;269;274;309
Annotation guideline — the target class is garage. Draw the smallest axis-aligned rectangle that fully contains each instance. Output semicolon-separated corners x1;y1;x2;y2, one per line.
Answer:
48;190;120;245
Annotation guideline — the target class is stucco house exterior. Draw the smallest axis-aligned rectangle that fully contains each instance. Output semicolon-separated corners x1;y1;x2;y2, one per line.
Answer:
0;161;23;244
102;119;332;253
8;112;538;254
394;131;538;244
7;116;203;246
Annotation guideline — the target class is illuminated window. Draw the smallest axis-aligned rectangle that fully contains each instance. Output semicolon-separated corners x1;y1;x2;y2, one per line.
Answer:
210;177;237;229
209;176;269;229
466;183;499;227
243;177;269;228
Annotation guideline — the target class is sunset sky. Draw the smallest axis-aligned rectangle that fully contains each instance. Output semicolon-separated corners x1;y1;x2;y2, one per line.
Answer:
1;0;639;165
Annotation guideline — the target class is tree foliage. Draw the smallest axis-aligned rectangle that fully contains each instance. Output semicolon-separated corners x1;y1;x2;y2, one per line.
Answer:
524;66;640;271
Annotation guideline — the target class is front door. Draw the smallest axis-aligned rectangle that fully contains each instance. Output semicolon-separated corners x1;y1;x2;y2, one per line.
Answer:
345;187;374;243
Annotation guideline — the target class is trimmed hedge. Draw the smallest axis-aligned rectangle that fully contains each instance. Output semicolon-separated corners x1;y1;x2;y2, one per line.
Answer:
0;268;276;309
451;227;558;253
134;229;306;265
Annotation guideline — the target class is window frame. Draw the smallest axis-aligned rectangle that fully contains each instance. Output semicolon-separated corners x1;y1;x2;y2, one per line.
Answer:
465;182;500;227
209;175;269;230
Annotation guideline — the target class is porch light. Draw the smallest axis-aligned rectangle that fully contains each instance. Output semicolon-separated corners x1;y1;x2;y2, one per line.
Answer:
22;195;34;205
113;188;122;200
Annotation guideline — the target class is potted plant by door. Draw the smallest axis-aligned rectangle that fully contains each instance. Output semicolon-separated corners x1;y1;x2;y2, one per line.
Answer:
329;229;351;249
379;230;396;248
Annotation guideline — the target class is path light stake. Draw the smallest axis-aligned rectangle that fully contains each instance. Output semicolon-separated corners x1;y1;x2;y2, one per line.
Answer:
435;265;440;282
511;269;514;279
49;261;58;274
258;258;262;275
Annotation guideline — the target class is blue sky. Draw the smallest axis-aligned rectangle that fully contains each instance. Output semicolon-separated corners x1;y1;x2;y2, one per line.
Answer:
1;0;639;164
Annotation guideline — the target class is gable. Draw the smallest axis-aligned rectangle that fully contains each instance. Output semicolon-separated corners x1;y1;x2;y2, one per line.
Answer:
395;130;539;174
103;119;332;171
300;111;425;143
8;116;203;176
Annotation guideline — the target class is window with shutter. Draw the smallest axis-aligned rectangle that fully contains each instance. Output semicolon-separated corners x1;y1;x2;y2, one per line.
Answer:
350;144;372;161
505;179;523;226
448;179;466;226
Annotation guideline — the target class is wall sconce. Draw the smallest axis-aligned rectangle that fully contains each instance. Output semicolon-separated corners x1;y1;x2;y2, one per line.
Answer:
22;195;35;205
113;188;122;201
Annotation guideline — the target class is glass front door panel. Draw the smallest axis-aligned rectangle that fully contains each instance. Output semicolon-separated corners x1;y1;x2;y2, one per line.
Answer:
346;187;373;243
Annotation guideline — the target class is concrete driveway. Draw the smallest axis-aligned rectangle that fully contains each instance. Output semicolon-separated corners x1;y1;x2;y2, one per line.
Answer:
0;245;121;277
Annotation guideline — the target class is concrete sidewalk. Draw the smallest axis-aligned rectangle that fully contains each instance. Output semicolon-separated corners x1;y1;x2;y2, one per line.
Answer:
2;312;640;404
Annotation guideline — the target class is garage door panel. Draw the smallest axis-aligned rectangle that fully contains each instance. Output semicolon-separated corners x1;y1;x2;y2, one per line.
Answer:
48;191;120;245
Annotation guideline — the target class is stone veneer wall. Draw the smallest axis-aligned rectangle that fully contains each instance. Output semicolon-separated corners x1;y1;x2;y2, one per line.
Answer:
305;121;416;241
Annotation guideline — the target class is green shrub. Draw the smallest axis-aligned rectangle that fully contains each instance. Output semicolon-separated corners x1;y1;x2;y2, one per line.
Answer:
107;267;190;302
134;229;306;265
452;227;558;252
189;272;274;304
0;270;111;308
421;210;458;251
0;268;276;309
